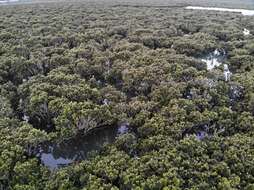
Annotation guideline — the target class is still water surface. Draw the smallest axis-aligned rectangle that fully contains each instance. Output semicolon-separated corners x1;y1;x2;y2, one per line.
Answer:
201;49;226;70
37;123;130;170
0;0;20;3
186;6;254;16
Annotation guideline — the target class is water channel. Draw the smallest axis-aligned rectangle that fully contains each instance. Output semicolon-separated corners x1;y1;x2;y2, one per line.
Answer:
186;6;254;16
0;0;20;4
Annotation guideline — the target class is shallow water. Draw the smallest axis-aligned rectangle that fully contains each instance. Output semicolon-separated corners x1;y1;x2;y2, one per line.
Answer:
243;28;250;36
201;49;226;70
0;0;19;3
36;123;130;170
229;85;244;102
186;6;254;16
196;130;207;140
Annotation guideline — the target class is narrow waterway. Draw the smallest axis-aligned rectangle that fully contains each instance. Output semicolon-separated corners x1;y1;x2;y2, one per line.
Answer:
186;6;254;16
0;0;20;3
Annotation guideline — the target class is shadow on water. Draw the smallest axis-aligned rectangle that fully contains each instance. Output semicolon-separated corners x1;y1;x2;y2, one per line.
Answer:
36;122;131;170
182;123;211;140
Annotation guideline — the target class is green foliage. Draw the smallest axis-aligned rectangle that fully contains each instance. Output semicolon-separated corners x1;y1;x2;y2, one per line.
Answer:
0;1;254;190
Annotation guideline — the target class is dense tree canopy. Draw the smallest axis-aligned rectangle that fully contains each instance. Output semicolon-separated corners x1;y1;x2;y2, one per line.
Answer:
0;1;254;189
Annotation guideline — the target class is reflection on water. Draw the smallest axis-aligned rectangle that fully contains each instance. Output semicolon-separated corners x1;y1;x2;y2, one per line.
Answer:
0;0;19;3
39;147;73;169
229;84;244;102
183;124;211;140
117;122;129;135
243;28;250;36
37;123;130;170
186;6;254;16
201;49;226;70
196;130;207;140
